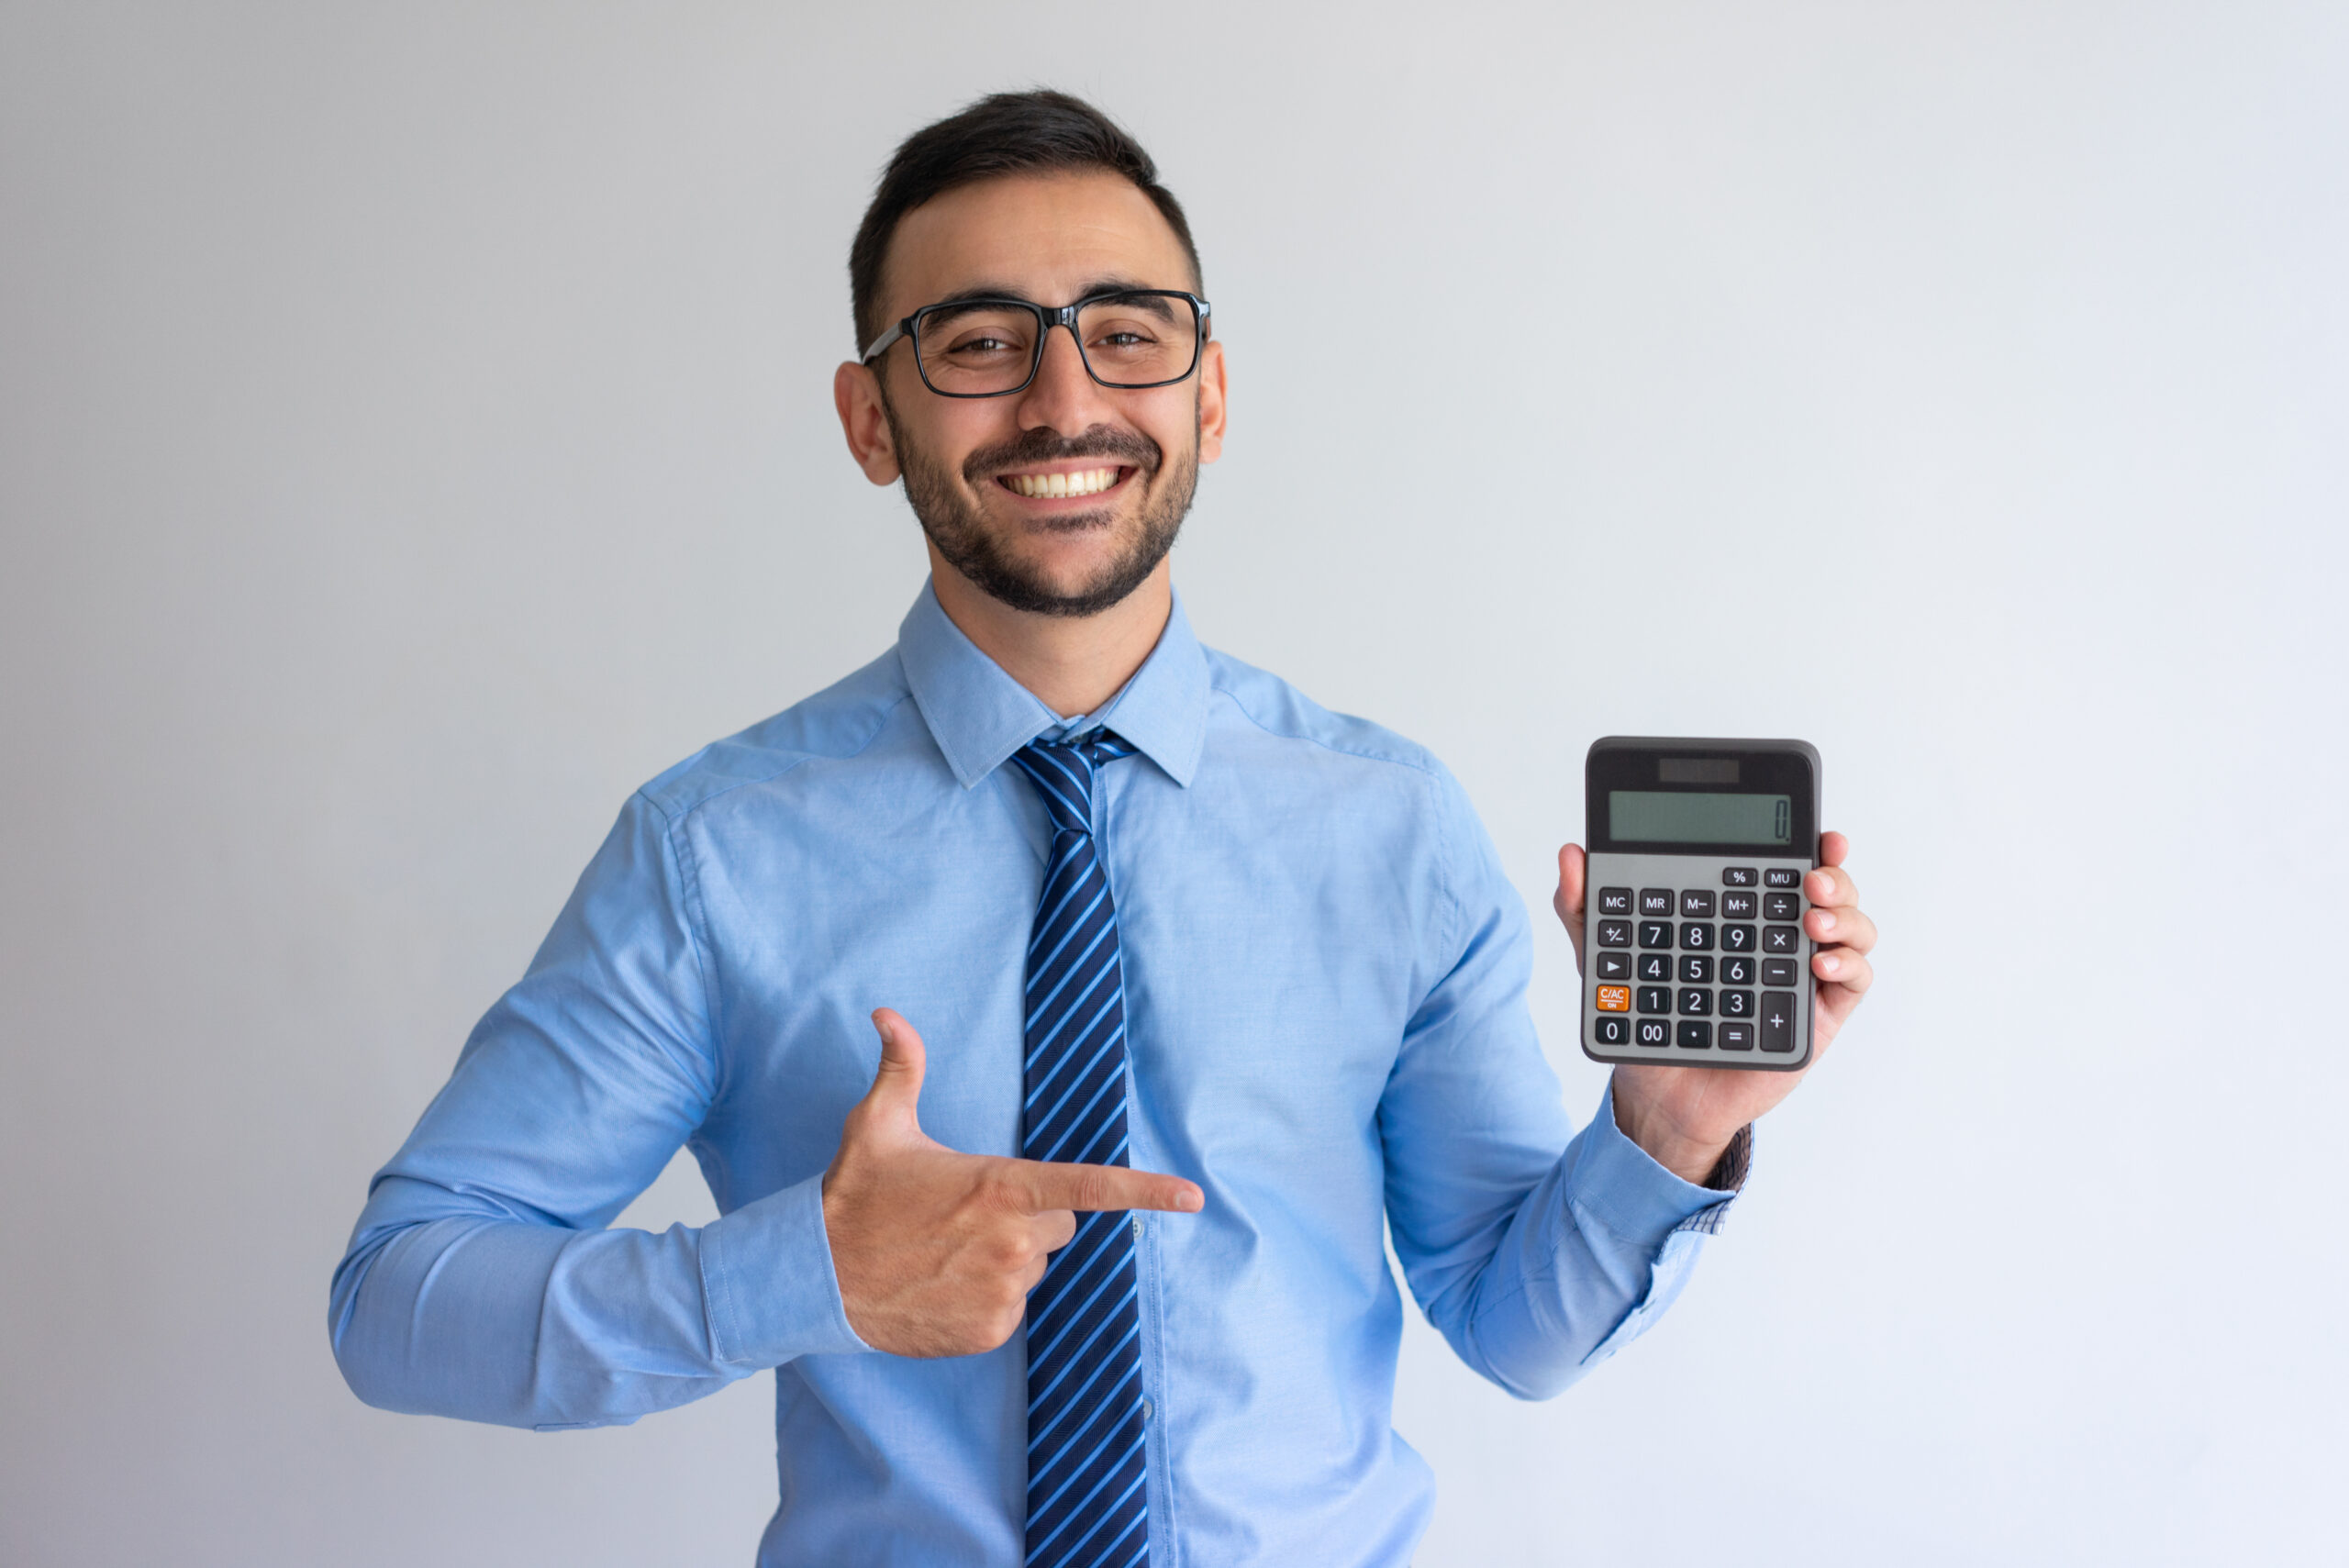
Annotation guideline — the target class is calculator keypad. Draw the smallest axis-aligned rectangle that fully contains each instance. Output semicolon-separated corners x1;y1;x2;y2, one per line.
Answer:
1588;856;1810;1066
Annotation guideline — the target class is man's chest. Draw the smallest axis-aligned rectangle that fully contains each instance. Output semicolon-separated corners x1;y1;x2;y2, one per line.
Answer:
683;783;1443;1192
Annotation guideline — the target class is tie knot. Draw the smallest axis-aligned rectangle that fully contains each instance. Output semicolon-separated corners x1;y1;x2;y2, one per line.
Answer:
1010;728;1137;836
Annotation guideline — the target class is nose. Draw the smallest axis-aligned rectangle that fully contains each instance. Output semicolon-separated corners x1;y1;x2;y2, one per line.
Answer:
1013;319;1114;438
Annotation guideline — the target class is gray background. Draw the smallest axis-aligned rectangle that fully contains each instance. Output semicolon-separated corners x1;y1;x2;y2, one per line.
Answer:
4;3;2343;1563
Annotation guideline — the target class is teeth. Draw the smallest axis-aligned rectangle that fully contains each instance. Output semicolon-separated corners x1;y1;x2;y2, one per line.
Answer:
1008;467;1118;498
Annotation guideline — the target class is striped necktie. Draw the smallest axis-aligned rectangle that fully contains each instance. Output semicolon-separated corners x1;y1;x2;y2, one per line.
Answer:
1008;729;1150;1568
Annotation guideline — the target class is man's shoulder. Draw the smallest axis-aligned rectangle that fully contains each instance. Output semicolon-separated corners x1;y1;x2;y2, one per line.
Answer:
634;649;915;823
1199;645;1452;787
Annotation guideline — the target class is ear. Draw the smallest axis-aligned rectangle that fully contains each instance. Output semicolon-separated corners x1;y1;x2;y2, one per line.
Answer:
834;361;903;485
1195;337;1228;465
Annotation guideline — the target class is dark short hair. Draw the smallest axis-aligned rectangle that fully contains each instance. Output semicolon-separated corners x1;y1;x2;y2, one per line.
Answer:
848;89;1202;351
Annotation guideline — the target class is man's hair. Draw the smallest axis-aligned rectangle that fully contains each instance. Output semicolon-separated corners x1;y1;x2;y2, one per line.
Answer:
849;89;1202;352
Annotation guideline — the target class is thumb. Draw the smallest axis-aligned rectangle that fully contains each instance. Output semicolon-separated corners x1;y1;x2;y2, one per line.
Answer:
1553;842;1587;924
854;1007;928;1133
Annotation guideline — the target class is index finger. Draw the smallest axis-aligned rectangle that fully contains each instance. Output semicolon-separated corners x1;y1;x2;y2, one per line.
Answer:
1010;1160;1204;1216
1808;834;1860;908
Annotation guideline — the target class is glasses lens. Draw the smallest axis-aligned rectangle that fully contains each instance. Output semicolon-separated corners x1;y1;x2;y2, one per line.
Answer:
914;302;1043;395
1075;293;1201;387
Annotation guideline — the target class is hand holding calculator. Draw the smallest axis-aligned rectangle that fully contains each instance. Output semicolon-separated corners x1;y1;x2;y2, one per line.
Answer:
1580;737;1823;1072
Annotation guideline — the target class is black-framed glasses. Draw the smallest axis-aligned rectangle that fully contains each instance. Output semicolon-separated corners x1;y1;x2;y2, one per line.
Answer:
860;289;1209;398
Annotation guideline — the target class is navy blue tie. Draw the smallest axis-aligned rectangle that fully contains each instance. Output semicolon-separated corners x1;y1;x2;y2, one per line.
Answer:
1008;729;1150;1568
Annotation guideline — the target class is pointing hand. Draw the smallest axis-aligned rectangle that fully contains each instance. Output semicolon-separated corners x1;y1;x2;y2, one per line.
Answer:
820;1008;1203;1358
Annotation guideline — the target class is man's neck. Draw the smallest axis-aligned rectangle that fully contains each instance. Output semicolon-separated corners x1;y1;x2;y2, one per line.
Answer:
926;551;1173;719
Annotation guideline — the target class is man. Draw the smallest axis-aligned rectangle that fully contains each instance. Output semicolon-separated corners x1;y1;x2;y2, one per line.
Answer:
331;90;1877;1567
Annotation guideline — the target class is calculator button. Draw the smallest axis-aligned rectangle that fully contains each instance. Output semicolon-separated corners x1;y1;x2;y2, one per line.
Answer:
1717;1021;1755;1051
1761;957;1799;986
1764;867;1801;888
1594;1015;1631;1046
1598;887;1633;916
1638;921;1674;950
1635;1018;1671;1048
1762;892;1802;921
1676;954;1714;984
1722;867;1757;887
1763;925;1800;954
1760;993;1798;1051
1677;987;1712;1016
1678;889;1716;917
1636;952;1671;983
1596;919;1632;948
1639;888;1675;917
1721;954;1756;985
1637;986;1672;1015
1720;890;1757;919
1595;985;1631;1013
1720;988;1753;1018
1720;923;1756;953
1676;1020;1713;1050
1596;951;1631;981
1679;922;1715;951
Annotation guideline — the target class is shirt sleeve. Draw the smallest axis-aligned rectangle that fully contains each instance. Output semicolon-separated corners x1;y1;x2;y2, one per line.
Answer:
1377;769;1747;1401
326;791;867;1431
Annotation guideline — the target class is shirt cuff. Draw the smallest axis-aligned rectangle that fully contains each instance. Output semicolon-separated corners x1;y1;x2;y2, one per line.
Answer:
697;1170;872;1368
1677;1123;1752;1236
1564;1080;1750;1251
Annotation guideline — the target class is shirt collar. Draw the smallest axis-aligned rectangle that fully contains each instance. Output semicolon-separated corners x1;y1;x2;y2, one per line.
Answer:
896;578;1209;790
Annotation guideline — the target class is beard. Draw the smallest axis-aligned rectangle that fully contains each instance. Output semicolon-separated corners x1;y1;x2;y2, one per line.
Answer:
886;400;1198;618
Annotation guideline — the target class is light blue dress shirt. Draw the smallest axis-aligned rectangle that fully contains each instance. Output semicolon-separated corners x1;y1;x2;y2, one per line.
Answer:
331;584;1744;1567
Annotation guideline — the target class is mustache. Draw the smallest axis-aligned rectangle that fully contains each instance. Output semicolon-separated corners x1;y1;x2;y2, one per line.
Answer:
962;424;1162;484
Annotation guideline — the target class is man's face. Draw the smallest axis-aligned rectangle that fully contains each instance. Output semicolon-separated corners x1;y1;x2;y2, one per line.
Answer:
838;172;1226;617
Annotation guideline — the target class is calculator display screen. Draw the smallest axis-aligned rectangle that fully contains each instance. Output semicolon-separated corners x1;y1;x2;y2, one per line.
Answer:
1609;790;1792;846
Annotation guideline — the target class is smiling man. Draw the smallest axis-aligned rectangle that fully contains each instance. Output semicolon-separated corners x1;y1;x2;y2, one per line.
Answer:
331;92;1877;1567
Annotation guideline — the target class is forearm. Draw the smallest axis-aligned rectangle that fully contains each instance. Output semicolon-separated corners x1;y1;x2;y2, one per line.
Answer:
329;1172;863;1429
1422;1084;1742;1401
329;1188;737;1429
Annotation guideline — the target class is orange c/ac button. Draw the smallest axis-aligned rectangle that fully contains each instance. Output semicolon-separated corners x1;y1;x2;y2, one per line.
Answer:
1595;985;1631;1013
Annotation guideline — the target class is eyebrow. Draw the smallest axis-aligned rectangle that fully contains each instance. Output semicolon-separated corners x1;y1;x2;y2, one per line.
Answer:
921;276;1178;310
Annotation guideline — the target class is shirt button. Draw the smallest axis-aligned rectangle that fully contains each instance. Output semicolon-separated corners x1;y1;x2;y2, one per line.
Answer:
1140;1397;1152;1422
1131;1217;1143;1240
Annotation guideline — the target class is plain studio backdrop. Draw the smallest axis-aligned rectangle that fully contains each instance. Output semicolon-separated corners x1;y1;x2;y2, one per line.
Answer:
3;4;2343;1564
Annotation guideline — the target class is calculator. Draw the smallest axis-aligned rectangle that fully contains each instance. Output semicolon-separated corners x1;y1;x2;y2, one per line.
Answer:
1580;737;1821;1072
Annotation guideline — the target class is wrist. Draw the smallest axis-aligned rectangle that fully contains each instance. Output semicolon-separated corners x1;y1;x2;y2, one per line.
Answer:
1610;1088;1736;1187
